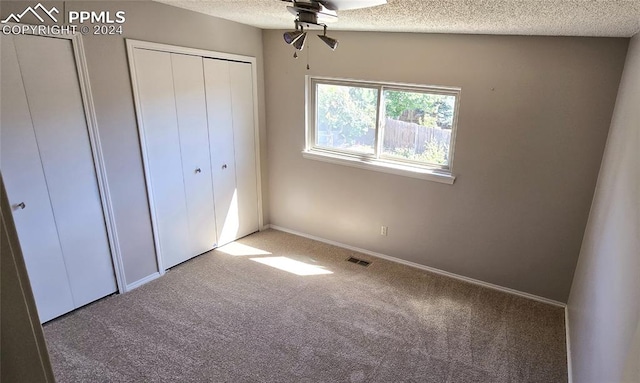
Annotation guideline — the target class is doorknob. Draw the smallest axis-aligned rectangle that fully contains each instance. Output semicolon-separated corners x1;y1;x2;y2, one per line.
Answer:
195;168;202;174
15;202;26;210
222;164;227;170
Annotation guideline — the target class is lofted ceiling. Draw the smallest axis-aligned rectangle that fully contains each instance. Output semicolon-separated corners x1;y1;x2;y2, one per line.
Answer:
155;0;640;37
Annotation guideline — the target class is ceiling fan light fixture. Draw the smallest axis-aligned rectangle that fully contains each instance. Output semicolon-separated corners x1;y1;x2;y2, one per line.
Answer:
292;32;307;50
283;30;305;45
317;25;338;50
318;34;338;50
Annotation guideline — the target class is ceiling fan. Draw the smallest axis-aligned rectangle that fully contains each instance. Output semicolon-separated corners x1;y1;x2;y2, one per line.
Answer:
281;0;387;51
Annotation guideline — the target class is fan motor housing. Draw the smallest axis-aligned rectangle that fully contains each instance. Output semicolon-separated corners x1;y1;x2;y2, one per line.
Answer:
298;10;318;24
287;1;338;25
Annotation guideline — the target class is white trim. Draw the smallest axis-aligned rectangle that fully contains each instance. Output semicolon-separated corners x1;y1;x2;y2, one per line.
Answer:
268;224;566;308
302;150;456;184
6;24;127;294
125;39;264;273
125;272;161;291
565;307;573;383
70;33;127;294
251;57;264;230
306;75;462;95
126;40;166;276
125;39;256;65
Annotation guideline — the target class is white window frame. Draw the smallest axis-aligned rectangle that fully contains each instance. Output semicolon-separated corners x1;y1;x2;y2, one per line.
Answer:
304;76;461;184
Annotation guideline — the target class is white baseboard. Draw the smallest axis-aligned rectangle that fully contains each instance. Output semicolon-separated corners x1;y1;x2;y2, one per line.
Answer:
565;307;573;383
125;272;161;292
267;224;567;308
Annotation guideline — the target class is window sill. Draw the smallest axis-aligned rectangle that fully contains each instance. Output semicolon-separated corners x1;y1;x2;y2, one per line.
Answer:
301;150;456;185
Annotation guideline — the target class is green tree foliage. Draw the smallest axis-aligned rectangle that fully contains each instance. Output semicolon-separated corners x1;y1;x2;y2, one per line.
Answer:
384;90;454;129
316;84;377;147
383;89;454;165
388;141;448;165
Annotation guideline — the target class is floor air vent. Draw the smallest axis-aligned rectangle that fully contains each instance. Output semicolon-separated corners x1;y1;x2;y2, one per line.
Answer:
347;257;371;267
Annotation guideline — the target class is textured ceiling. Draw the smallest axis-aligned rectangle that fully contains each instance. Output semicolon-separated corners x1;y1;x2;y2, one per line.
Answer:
156;0;640;37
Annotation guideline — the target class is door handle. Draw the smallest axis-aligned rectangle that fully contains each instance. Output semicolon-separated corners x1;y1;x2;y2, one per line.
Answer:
195;168;202;174
222;164;227;170
15;202;26;210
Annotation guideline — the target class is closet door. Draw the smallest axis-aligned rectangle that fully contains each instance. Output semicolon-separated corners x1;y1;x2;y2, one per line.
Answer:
204;59;259;245
203;59;239;246
171;54;217;258
229;62;259;239
14;34;117;308
132;47;261;263
133;49;191;269
1;34;117;321
133;50;218;269
1;35;75;322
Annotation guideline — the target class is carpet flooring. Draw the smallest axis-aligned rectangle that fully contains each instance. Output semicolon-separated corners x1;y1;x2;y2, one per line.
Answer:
44;229;567;382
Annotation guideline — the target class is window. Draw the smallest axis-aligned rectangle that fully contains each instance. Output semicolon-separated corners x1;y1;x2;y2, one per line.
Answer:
305;77;460;184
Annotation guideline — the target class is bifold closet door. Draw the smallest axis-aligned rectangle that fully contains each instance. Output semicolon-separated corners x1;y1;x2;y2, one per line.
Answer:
203;59;259;246
203;59;238;246
132;49;217;269
170;53;217;258
1;34;117;322
229;62;259;240
1;34;74;322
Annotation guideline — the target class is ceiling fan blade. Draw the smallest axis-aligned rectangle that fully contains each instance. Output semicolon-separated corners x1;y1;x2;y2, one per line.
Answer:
319;0;387;11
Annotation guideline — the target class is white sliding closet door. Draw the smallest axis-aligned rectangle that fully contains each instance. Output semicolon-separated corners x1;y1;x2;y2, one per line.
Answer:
1;34;117;322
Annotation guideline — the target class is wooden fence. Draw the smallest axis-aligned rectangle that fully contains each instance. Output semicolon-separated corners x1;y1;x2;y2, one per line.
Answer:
382;118;451;154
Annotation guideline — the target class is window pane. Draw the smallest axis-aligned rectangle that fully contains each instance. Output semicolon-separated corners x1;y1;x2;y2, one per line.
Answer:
315;83;378;154
382;89;456;166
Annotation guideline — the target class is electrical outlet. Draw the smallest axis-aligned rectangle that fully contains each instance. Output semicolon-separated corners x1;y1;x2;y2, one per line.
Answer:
380;226;388;236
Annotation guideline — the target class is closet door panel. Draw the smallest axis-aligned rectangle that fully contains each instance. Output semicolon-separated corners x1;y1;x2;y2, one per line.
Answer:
133;48;190;269
0;35;74;322
14;35;116;306
229;62;259;238
203;59;239;246
171;53;217;261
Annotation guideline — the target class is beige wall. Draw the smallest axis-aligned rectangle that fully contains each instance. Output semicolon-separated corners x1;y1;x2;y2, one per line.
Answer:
264;30;628;302
567;33;640;383
0;1;268;285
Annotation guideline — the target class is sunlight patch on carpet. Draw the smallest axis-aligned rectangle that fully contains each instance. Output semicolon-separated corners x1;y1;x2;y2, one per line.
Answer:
250;256;333;276
217;242;272;256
